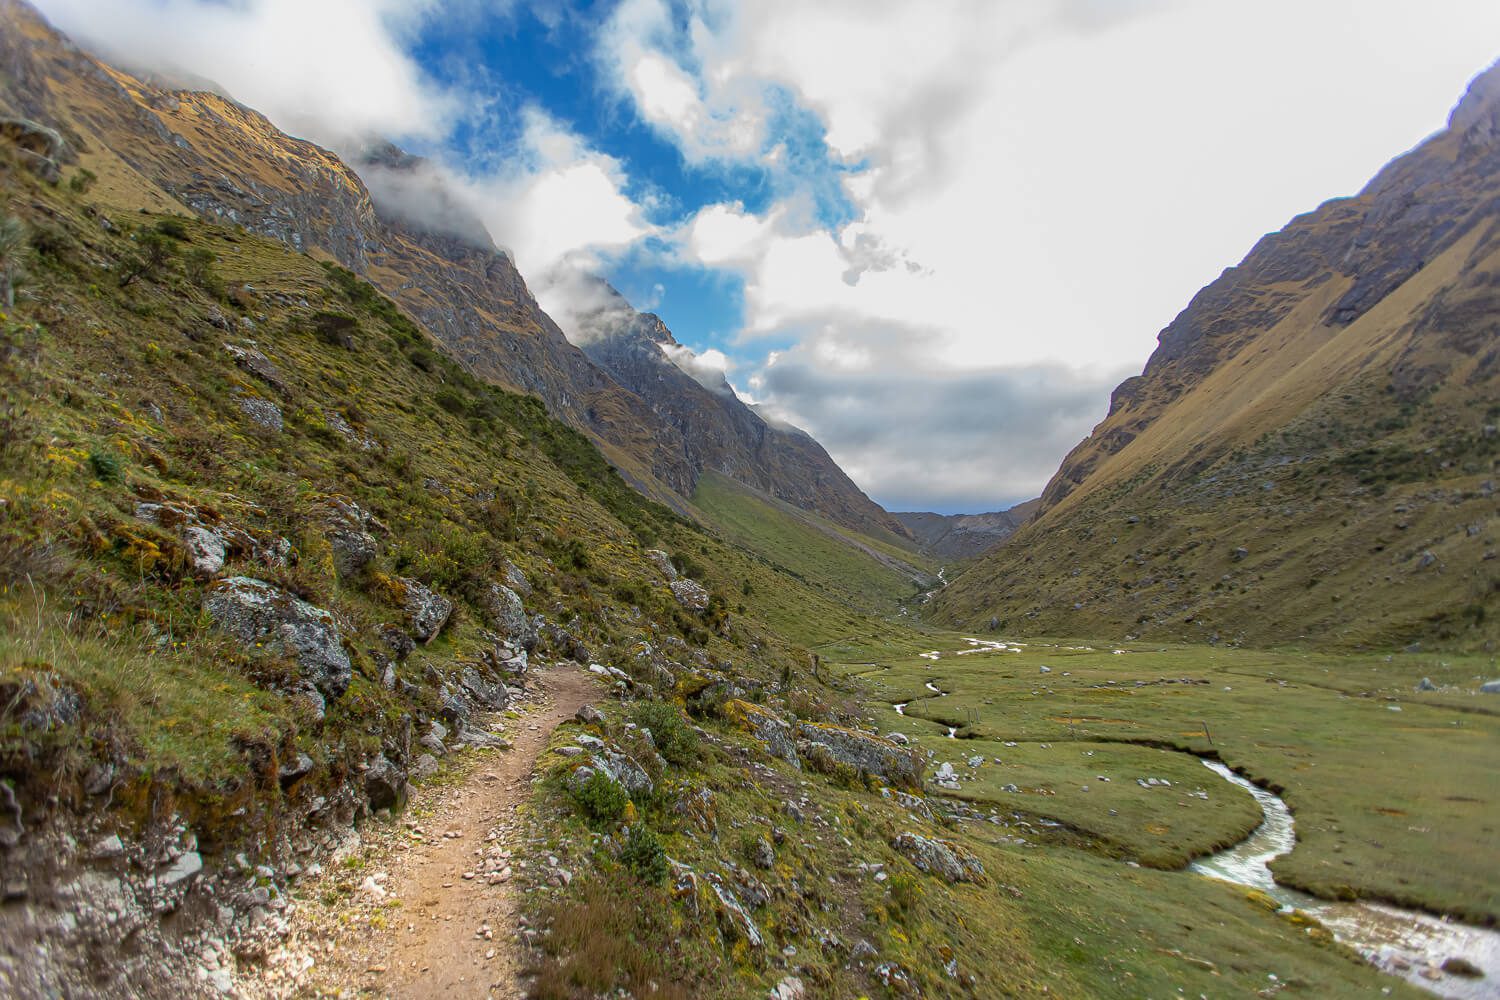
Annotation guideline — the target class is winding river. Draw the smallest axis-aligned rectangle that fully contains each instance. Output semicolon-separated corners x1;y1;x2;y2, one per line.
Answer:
1190;760;1500;999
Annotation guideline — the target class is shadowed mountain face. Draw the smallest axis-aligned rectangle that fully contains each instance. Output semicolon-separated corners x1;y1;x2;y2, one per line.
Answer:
936;62;1500;650
893;500;1040;562
572;280;911;541
0;0;906;540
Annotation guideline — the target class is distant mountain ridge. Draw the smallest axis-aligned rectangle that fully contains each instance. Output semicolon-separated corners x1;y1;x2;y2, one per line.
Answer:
0;0;903;541
894;500;1040;561
573;280;909;541
935;61;1500;650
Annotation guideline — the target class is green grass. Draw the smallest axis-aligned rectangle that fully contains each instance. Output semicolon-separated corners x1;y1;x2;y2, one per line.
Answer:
830;635;1500;922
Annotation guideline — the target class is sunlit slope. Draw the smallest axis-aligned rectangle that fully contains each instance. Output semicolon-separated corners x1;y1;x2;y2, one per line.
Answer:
936;63;1500;651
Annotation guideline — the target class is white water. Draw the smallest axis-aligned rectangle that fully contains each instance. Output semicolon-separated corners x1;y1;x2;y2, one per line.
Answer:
1191;760;1500;998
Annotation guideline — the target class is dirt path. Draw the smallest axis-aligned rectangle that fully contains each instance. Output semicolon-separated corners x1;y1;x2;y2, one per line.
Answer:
242;665;599;999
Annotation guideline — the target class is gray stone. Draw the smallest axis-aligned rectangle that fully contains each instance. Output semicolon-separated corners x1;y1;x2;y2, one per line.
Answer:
575;704;605;726
411;753;440;779
235;395;283;432
796;722;923;788
223;344;286;394
364;755;408;811
202;577;352;700
277;753;314;788
670;578;711;612
459;665;509;711
891;832;985;883
1480;679;1500;694
645;549;678;581
181;526;227;578
503;560;532;597
769;976;806;1000
318;496;380;577
482;583;537;650
398;576;452;643
419;721;448;755
1416;677;1438;692
154;851;203;889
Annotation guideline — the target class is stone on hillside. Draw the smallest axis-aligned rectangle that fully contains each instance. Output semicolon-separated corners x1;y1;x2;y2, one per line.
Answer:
223;344;286;394
1480;679;1500;694
181;525;227;578
645;549;678;580
0;117;70;182
318;496;381;577
202;577;351;700
1232;546;1249;561
721;700;800;766
398;576;452;643
235;395;282;432
1416;677;1438;692
503;560;532;596
482;583;536;650
419;721;448;755
323;409;377;450
934;762;960;790
575;704;605;726
277;753;314;788
378;623;415;661
568;750;653;798
670;578;710;612
796;722;924;789
769;976;806;1000
891;832;985;884
459;665;509;711
364;755;408;811
750;836;775;870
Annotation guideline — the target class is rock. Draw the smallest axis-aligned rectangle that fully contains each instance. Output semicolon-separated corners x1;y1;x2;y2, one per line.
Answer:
670;578;711;612
0;117;70;181
769;976;806;1000
1416;677;1438;692
223;344;286;394
203;577;352;700
1480;679;1500;694
1441;956;1483;978
796;722;924;789
481;583;537;650
396;577;452;643
7;670;82;731
364;755;408;811
90;834;125;859
575;734;605;750
502;560;532;596
721;700;800;766
181;525;227;577
378;623;415;661
567;750;653;798
934;762;961;790
645;549;678;581
1039;665;1051;674
553;746;585;757
411;753;440;779
750;836;775;870
1231;546;1249;561
459;665;509;710
318;496;380;577
419;721;448;755
891;832;985;884
575;704;605;726
277;753;314;788
886;732;909;745
709;879;763;948
154;851;203;890
235;395;283;431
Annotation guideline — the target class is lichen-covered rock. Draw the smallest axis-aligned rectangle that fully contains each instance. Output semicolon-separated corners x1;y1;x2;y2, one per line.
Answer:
645;549;678;581
891;832;985;884
502;559;532;596
575;704;605;726
202;577;351;699
223;343;286;394
796;722;923;788
398;576;452;643
670;577;710;612
317;496;381;577
180;525;227;577
481;583;537;650
459;665;509;711
235;394;283;432
364;755;408;811
722;700;800;767
567;749;653;798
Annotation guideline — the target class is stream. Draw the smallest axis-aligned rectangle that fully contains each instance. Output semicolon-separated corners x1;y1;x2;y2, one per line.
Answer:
1190;760;1500;998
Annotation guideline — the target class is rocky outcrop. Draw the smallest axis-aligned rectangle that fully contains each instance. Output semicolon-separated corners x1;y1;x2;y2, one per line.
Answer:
720;700;799;766
201;577;351;700
796;722;924;789
891;832;986;884
396;576;452;643
316;496;383;578
481;582;536;651
669;578;711;613
567;749;653;798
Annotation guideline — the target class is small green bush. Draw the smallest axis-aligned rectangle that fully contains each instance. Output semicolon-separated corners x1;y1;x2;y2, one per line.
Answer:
571;770;627;826
88;449;123;483
621;825;669;885
630;701;698;766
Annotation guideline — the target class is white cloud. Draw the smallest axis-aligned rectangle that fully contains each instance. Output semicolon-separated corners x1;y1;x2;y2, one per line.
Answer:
660;343;732;392
34;0;460;147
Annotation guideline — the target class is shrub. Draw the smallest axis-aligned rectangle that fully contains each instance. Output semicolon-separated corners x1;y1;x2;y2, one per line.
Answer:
117;231;173;287
183;247;224;297
621;825;668;885
154;218;190;241
88;450;123;484
571;770;627;826
630;701;698;766
888;872;922;915
310;310;358;348
68;168;96;194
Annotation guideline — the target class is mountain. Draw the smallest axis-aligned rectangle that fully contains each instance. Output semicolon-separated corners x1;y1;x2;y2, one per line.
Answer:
935;62;1500;650
893;500;1041;562
571;280;910;541
0;0;903;541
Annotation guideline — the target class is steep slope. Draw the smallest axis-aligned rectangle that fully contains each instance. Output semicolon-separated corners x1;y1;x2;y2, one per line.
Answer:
935;62;1500;650
894;500;1040;562
574;280;912;541
0;0;697;501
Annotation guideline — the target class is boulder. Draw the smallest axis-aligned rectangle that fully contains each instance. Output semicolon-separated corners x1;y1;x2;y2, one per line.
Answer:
202;577;351;700
459;665;509;711
482;583;537;650
317;496;381;577
1415;677;1438;692
796;722;924;788
223;344;286;395
575;704;605;726
891;832;985;884
364;755;408;811
645;549;678;581
567;750;653;798
0;117;70;182
502;560;532;597
235;395;282;432
670;578;711;612
181;526;227;578
721;700;800;767
398;576;452;643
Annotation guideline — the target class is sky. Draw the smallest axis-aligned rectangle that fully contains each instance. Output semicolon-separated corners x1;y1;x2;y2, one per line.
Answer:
35;0;1500;513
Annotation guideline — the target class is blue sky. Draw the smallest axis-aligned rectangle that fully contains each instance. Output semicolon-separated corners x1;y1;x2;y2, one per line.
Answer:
39;0;1500;512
